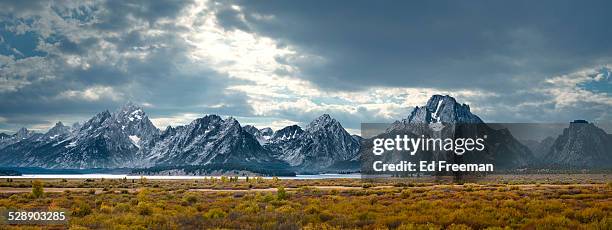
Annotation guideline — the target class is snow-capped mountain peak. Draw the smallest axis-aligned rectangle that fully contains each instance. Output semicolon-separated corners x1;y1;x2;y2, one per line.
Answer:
146;114;285;168
0;105;362;173
114;103;147;124
243;125;274;145
407;94;483;124
306;114;343;133
15;127;34;139
44;122;70;139
270;125;303;142
110;102;159;143
265;114;360;172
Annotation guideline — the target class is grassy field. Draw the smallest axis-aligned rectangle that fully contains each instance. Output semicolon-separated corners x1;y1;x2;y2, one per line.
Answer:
0;176;610;229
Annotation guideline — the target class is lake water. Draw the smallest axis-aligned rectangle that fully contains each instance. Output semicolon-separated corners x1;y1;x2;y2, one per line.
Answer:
0;173;362;180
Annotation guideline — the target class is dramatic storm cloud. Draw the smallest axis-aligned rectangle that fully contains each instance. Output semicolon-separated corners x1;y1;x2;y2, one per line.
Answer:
0;0;610;134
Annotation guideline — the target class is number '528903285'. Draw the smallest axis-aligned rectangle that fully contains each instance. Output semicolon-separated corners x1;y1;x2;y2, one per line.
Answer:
4;211;68;225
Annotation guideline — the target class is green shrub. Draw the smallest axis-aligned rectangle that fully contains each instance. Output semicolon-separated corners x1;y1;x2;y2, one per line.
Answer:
277;186;288;200
72;201;92;217
31;180;44;198
137;202;153;215
114;203;131;213
204;208;226;219
183;194;198;205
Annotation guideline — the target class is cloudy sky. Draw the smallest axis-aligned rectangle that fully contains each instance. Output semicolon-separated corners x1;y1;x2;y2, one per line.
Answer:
0;0;610;134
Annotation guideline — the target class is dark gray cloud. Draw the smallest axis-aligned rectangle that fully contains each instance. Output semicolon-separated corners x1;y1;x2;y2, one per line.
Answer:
223;0;612;92
0;0;610;134
209;0;611;126
0;0;255;132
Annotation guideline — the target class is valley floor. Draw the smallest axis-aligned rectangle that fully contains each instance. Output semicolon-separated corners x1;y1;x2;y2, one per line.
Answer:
0;176;610;229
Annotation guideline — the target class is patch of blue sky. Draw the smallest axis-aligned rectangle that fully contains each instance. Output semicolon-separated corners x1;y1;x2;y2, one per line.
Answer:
0;23;46;58
580;68;611;94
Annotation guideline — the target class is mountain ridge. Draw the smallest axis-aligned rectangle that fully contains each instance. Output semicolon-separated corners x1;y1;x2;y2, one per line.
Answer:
0;95;607;173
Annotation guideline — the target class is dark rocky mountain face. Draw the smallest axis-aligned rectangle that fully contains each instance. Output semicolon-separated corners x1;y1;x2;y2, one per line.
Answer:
243;125;259;136
472;127;535;169
351;135;364;143
15;127;35;140
44;122;71;140
265;114;360;173
110;103;160;159
387;95;483;135
406;95;483;124
113;102;160;143
243;125;274;145
522;136;556;159
544;121;612;168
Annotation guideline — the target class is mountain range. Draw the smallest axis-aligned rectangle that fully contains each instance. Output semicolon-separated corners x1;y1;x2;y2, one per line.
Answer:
0;102;360;175
0;95;609;175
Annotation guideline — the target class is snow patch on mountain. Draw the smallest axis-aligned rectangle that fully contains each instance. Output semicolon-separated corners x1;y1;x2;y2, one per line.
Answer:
129;135;141;148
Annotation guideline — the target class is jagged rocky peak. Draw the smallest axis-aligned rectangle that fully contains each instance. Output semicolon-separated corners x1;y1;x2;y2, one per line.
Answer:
271;125;304;142
70;122;81;131
260;127;273;135
195;114;223;123
15;127;34;139
50;121;67;129
86;110;111;126
407;94;483;124
222;117;243;133
74;110;110;135
0;127;36;150
243;125;259;135
186;114;224;133
115;101;145;122
161;125;176;138
265;114;360;171
306;114;344;133
112;102;160;141
113;102;152;128
45;122;70;138
243;125;274;144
